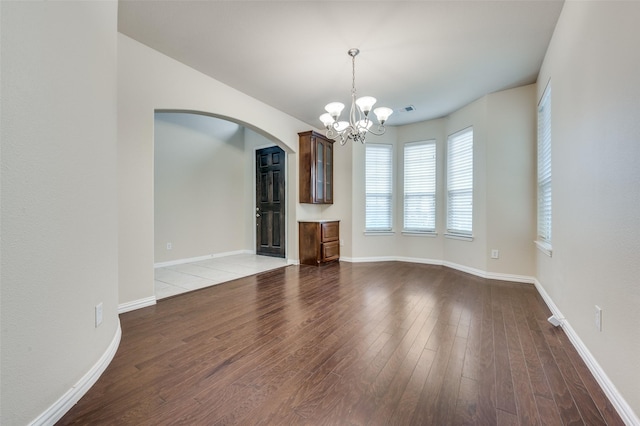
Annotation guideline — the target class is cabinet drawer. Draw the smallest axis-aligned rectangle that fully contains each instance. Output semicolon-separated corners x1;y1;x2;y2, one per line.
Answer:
321;221;339;242
322;240;340;262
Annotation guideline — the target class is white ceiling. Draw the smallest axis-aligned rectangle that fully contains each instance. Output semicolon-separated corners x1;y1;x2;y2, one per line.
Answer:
118;0;564;127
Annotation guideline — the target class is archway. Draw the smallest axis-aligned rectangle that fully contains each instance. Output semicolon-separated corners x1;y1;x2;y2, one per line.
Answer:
152;110;291;299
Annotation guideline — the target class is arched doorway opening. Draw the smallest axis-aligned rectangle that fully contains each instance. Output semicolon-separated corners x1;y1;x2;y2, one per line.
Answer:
153;110;290;299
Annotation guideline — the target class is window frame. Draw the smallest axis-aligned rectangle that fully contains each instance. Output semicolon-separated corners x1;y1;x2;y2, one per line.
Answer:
536;82;552;256
403;140;437;234
365;143;394;233
445;127;474;239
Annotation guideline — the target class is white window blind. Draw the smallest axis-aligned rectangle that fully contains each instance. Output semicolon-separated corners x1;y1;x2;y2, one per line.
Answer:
446;128;473;236
404;141;436;232
366;144;393;231
537;85;552;244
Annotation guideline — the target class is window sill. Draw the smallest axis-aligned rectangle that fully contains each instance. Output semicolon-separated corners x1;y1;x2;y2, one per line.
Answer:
444;233;474;242
402;231;437;238
535;240;553;257
364;230;395;236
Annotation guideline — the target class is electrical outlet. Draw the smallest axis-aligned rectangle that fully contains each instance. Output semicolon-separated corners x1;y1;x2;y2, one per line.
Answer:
166;242;172;250
340;239;344;246
491;249;499;259
595;305;602;331
95;302;103;328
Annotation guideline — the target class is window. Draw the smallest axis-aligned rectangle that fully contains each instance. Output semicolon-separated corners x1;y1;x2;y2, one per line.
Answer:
365;144;393;231
403;141;436;232
537;84;552;253
446;127;473;237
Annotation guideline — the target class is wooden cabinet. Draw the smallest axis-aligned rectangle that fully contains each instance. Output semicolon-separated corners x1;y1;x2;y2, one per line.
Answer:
298;131;334;204
299;220;340;266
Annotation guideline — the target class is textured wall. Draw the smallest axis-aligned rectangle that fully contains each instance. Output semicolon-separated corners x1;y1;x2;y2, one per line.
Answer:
117;34;309;306
154;113;247;263
1;2;119;424
536;1;640;418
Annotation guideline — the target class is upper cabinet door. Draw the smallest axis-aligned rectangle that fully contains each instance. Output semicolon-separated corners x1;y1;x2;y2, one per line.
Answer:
325;141;333;203
316;141;324;201
298;131;334;204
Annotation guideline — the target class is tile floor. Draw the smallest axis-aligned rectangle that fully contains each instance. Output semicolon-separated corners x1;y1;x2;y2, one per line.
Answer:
154;253;289;300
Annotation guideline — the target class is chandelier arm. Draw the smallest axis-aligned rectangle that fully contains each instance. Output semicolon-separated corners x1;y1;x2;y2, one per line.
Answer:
364;125;387;136
325;122;342;141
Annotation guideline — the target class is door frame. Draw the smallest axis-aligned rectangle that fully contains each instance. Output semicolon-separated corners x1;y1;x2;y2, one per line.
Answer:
253;143;288;259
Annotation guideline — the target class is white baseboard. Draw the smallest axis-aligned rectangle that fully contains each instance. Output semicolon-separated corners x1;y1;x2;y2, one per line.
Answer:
396;256;443;266
443;260;536;284
532;278;564;322
485;271;536;284
442;260;487;278
343;256;535;285
118;296;156;314
29;322;122;426
344;255;403;263
534;280;639;426
154;249;252;268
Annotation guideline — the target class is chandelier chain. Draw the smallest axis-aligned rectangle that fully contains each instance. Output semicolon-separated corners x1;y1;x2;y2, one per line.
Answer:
351;54;356;96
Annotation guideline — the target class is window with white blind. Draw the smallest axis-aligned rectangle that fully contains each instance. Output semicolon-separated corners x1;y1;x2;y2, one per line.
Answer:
403;141;436;232
365;144;393;231
446;127;473;237
537;84;552;253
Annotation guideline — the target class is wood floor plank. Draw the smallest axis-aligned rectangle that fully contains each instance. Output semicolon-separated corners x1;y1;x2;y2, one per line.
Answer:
307;330;395;425
475;283;498;425
511;287;556;404
409;320;458;425
541;321;608;425
432;334;467;425
388;348;437;425
497;408;520;426
363;300;438;424
454;376;479;425
56;262;624;426
461;281;483;382
536;394;565;425
565;341;626;426
492;283;518;415
530;327;584;425
502;286;542;425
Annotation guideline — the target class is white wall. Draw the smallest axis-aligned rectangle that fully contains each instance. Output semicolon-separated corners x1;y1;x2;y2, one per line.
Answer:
486;85;536;277
154;113;248;263
443;97;489;272
536;1;640;420
350;128;400;260
1;2;119;424
118;34;312;307
395;119;447;262
316;138;354;258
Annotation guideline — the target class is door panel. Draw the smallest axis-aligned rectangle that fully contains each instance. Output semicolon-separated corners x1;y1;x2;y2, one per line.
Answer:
256;146;286;258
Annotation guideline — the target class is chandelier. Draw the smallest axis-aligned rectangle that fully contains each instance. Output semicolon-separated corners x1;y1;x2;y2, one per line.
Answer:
319;48;393;145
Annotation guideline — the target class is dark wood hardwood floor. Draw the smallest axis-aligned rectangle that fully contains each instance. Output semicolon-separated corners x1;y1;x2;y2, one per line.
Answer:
58;262;624;425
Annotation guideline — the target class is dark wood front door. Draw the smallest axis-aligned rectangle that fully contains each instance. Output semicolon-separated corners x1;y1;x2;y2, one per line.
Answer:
256;146;286;258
